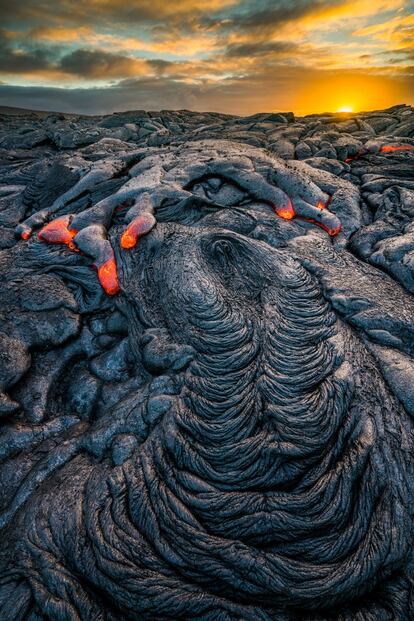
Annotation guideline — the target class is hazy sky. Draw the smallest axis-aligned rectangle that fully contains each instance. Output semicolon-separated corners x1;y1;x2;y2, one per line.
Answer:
0;0;413;115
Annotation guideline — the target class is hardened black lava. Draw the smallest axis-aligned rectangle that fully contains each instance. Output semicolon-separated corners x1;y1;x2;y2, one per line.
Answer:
0;104;414;620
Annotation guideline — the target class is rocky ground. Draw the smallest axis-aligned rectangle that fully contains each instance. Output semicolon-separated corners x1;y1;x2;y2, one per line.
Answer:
0;104;413;620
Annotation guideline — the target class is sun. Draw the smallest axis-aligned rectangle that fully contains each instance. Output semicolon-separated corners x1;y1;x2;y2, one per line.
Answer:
337;106;353;113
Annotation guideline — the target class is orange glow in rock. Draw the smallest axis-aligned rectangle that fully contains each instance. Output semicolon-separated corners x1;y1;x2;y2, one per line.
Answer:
273;197;340;236
38;216;78;250
120;213;156;249
345;145;413;162
317;222;342;237
120;226;137;249
326;225;342;237
379;145;414;153
274;199;295;220
21;231;30;240
300;217;342;237
97;257;120;296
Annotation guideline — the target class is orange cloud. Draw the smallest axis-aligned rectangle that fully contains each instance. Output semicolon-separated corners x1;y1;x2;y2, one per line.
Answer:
29;26;218;57
29;26;95;42
354;12;414;38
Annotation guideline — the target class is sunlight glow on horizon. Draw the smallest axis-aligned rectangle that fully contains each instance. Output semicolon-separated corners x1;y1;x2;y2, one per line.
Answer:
337;106;354;113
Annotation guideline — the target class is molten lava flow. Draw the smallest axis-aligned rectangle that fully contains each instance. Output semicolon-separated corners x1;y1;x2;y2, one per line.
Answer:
321;223;342;237
346;144;414;162
379;145;414;153
38;216;78;251
20;231;30;240
120;213;156;250
120;226;138;249
273;199;295;220
36;215;120;295
273;196;341;236
301;218;342;237
97;257;120;296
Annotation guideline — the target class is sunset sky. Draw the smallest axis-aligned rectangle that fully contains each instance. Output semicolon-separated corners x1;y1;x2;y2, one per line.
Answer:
0;0;413;115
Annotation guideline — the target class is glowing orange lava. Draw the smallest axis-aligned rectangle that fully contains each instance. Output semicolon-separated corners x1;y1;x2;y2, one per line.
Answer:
301;217;342;237
379;145;414;153
273;196;341;237
345;144;414;163
120;213;156;249
325;224;342;237
38;216;78;250
20;231;30;240
97;257;120;296
274;200;295;220
120;227;137;249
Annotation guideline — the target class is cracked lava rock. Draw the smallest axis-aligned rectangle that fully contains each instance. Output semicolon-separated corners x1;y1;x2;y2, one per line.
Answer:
0;103;414;620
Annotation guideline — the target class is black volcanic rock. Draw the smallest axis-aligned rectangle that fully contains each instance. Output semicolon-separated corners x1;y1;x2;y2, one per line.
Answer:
0;105;413;620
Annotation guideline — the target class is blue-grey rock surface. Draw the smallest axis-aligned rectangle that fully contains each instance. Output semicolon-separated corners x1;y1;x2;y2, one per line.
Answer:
0;104;414;620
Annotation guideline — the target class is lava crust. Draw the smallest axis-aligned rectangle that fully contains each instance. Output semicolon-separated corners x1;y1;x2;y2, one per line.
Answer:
0;104;414;620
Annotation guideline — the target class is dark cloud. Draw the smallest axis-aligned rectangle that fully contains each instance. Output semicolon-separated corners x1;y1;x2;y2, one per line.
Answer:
144;59;190;79
0;80;205;115
59;49;145;78
224;40;296;58
0;0;347;42
204;0;343;33
146;59;175;72
0;0;220;29
0;68;308;115
0;29;54;74
0;33;149;79
0;47;52;73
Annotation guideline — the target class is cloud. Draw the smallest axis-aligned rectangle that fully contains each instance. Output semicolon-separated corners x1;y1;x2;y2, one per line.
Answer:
0;31;149;79
58;49;148;78
0;29;55;75
28;26;216;57
28;26;95;43
223;40;297;58
354;12;414;38
0;0;237;30
207;0;343;33
387;48;414;62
